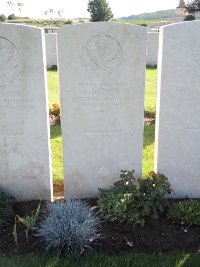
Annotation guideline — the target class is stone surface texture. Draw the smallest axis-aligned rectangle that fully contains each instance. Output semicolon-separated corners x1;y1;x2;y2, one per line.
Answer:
0;24;52;201
57;22;146;198
146;32;159;66
155;21;200;198
45;33;57;67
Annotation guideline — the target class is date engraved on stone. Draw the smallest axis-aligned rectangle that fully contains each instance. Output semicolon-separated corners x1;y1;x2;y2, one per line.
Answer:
82;34;122;72
72;81;125;111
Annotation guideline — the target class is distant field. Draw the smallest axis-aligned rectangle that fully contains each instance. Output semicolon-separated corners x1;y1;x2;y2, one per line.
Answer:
8;18;73;27
116;19;171;24
8;18;172;27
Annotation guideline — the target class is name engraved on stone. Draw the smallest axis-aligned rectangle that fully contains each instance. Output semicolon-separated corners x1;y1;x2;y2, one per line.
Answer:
82;34;122;73
72;81;127;111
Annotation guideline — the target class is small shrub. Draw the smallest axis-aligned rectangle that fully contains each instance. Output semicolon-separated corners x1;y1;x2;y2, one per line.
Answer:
98;170;172;226
168;200;200;225
8;14;16;20
49;103;60;117
184;14;195;21
139;172;173;218
37;200;100;254
146;64;157;69
47;65;57;71
64;20;73;24
0;189;15;230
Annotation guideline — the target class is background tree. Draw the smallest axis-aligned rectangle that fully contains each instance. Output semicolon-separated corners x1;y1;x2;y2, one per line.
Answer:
7;1;24;17
186;0;200;13
0;14;7;22
87;0;113;22
8;13;16;20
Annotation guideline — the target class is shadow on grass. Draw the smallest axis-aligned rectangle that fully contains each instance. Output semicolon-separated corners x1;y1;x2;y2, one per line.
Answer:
50;124;62;139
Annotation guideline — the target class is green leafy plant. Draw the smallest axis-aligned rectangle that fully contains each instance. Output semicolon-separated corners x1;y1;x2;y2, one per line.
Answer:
13;201;41;245
98;170;173;226
139;172;173;218
168;200;200;225
0;189;15;230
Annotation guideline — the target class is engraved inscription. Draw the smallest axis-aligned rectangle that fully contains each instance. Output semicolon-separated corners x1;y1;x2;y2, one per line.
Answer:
0;37;18;74
82;34;122;73
72;81;127;112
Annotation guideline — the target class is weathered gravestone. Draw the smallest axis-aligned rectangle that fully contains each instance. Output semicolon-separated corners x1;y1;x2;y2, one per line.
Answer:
0;24;52;201
155;21;200;198
146;32;159;66
45;33;57;68
57;22;147;198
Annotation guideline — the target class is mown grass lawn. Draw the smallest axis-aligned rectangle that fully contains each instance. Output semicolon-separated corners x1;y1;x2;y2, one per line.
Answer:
48;69;157;182
50;124;63;181
1;253;200;267
143;124;155;177
47;69;60;107
145;68;157;117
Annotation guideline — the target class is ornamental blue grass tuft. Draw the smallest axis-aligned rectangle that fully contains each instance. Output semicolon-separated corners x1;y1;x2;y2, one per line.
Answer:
37;199;100;254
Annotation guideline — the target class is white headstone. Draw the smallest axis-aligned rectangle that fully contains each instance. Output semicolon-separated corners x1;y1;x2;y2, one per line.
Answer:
155;21;200;198
58;22;146;198
0;24;52;201
146;32;159;66
45;33;57;67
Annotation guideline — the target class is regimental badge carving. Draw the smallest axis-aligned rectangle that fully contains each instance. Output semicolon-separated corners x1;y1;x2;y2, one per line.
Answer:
82;34;122;73
0;37;18;74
